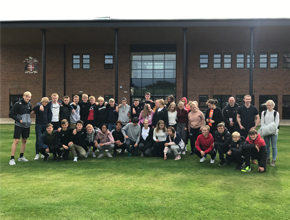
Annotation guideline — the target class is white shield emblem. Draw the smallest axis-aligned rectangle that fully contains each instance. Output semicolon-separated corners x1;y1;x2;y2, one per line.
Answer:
23;56;39;74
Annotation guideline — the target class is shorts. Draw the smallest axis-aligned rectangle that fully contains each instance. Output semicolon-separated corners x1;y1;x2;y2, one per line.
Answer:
13;125;30;139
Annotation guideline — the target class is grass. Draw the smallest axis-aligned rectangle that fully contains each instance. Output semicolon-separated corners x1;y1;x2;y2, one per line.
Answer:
1;124;290;220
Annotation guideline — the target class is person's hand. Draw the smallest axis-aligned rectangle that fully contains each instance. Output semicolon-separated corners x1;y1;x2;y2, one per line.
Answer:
250;126;257;130
164;143;169;146
96;102;99;105
206;119;209;122
20;120;23;123
255;145;260;152
68;142;73;146
212;143;215;147
107;130;110;134
73;129;77;135
57;128;61;132
134;143;138;147
156;139;160;142
100;143;105;146
133;108;136;114
185;127;187;130
45;148;49;153
95;142;98;147
118;104;122;108
39;105;44;111
63;145;68;149
72;102;76;106
127;112;130;117
240;125;245;130
116;140;120;144
258;167;265;172
210;120;215;123
125;135;129;139
200;151;205;157
230;122;234;126
227;150;232;155
72;109;75;114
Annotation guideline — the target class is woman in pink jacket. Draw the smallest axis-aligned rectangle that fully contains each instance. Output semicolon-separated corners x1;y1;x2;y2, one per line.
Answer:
138;104;154;127
94;123;115;158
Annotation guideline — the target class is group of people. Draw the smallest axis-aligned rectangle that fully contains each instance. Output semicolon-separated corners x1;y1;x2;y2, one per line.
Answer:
8;91;280;173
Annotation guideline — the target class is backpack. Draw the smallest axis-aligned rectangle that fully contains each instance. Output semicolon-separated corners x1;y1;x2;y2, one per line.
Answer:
263;110;280;129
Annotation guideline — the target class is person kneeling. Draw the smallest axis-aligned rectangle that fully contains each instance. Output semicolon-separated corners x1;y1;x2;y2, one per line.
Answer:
138;119;153;157
68;120;87;162
214;122;231;166
194;125;216;164
164;126;184;161
94;123;115;158
112;121;126;156
123;117;141;157
241;129;267;173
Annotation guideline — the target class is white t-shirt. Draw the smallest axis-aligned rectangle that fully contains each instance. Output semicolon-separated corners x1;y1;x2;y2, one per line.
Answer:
141;127;150;140
51;103;60;122
168;111;177;126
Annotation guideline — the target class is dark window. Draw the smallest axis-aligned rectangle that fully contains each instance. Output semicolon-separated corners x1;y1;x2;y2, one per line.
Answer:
82;54;90;69
104;54;113;69
260;53;268;68
236;53;244;68
270;53;278;68
247;53;255;68
199;95;208;114
224;54;231;68
72;54;80;69
283;52;290;69
213;95;231;109
104;95;114;102
213;54;221;68
282;95;290;119
200;54;209;68
236;95;255;107
259;95;278;115
73;94;90;100
10;95;22;110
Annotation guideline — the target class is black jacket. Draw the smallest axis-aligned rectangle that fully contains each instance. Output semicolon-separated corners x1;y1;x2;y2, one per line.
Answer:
205;107;223;134
152;108;169;127
222;103;239;131
214;128;231;149
97;103;108;123
79;101;90;122
229;136;246;156
131;104;142;119
57;128;73;146
71;128;87;147
139;127;153;149
60;103;72;123
107;103;119;124
9;98;32;128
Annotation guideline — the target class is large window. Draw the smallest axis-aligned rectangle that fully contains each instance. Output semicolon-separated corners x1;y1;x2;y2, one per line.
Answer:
199;95;208;114
72;54;81;69
236;95;255;107
247;53;255;68
213;95;231;109
82;54;90;69
10;95;22;110
270;53;278;68
282;95;290;119
213;54;221;68
283;52;290;69
104;54;113;69
200;54;209;68
131;51;176;102
224;54;231;68
236;53;244;68
260;53;268;68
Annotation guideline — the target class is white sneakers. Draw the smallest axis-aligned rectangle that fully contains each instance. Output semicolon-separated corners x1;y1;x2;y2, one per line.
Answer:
41;154;45;159
73;157;78;162
200;157;206;162
34;154;39;160
92;152;96;158
85;152;89;158
98;153;104;158
210;159;215;164
18;157;28;162
107;152;113;158
9;159;16;165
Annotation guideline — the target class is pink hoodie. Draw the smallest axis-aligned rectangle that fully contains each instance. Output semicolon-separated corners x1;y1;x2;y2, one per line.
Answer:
94;130;114;145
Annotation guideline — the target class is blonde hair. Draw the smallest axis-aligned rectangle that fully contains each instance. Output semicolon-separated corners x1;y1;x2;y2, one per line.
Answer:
109;98;115;103
73;95;79;99
23;91;32;97
190;101;198;107
89;96;95;100
86;124;93;129
167;102;176;112
40;97;49;103
232;131;241;137
51;93;59;98
156;120;166;133
98;96;104;101
263;100;275;108
244;94;251;99
141;104;151;118
82;94;88;98
201;125;210;132
178;101;184;106
157;99;165;107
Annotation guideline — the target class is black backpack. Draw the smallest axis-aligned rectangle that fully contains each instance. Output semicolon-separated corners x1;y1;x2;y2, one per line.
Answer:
263;110;280;129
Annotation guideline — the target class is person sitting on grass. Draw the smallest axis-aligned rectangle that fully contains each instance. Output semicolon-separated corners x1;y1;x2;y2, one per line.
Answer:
193;125;216;164
164;126;184;161
123;117;141;157
138;119;153;157
57;119;72;160
84;124;99;158
241;129;267;173
68;120;87;162
112;121;127;156
38;123;61;161
226;131;246;170
94;123;115;158
214;122;231;166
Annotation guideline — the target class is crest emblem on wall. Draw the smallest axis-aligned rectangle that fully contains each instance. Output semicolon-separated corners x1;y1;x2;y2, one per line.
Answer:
23;56;39;74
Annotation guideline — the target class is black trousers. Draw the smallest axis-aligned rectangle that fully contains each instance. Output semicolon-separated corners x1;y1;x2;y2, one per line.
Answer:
189;127;201;152
217;146;230;163
193;148;216;159
226;154;243;167
114;143;126;154
38;144;62;158
84;141;97;152
152;141;165;158
138;141;152;157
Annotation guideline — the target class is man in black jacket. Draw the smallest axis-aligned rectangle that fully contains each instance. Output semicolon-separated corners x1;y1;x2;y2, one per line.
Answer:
9;91;32;165
226;131;246;169
60;96;73;125
222;97;240;134
214;123;231;166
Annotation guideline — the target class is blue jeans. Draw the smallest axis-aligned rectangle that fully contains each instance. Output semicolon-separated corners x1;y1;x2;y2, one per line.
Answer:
35;124;46;154
108;123;116;132
264;134;278;161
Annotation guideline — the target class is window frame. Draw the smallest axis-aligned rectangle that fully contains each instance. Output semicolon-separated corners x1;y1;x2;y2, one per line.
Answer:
213;53;222;69
270;52;279;69
72;54;81;69
223;53;232;69
236;53;245;69
259;52;268;69
82;54;90;70
199;53;209;69
104;54;114;69
247;53;255;69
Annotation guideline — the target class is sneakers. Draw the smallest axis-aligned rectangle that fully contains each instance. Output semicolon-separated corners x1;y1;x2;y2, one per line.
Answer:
73;157;78;162
271;160;276;167
190;152;194;156
266;158;271;164
182;151;186;155
175;155;181;160
41;154;45;159
219;161;226;166
34;154;39;160
128;152;131;157
44;154;49;161
241;166;251;172
141;152;144;157
18;157;28;162
85;152;89;158
107;152;113;158
92;152;96;158
9;159;16;165
199;157;206;162
210;159;215;164
98;153;104;158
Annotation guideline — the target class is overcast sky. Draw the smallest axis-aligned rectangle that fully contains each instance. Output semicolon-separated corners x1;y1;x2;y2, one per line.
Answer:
1;0;289;21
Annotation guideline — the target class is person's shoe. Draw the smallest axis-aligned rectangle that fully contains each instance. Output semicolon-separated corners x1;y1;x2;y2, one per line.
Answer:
107;152;113;158
44;155;49;161
182;151;186;155
241;166;251;172
266;158;270;164
141;152;144;157
219;161;226;166
175;155;181;160
190;152;194;155
34;154;39;160
252;159;257;164
18;157;28;162
236;164;244;170
92;152;96;158
9;159;16;165
85;152;89;158
98;154;104;158
41;154;45;159
199;157;206;162
271;160;276;167
128;152;131;157
53;156;58;161
210;159;215;164
73;157;78;162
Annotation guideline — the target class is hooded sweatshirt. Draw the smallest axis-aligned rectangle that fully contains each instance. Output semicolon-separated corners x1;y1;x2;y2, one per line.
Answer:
60;103;72;123
94;130;114;145
245;134;267;169
181;97;190;112
195;133;214;153
9;98;32;128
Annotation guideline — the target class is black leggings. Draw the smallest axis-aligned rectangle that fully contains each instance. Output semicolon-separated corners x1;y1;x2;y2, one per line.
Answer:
189;127;201;152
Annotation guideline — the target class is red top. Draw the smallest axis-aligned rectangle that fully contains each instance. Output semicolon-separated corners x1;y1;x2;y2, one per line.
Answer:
177;108;188;127
87;107;94;121
246;133;265;148
195;133;214;153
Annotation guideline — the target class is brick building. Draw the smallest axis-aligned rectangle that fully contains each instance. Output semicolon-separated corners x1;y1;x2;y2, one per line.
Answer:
1;19;290;119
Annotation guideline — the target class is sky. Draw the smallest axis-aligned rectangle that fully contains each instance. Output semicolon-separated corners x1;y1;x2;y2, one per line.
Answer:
0;0;290;21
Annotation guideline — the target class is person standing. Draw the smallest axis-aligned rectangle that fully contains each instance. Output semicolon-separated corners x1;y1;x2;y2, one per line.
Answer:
59;96;73;125
131;98;142;120
87;96;98;127
152;99;169;128
138;104;155;127
70;95;81;128
205;99;223;136
79;94;90;126
96;96;108;128
141;92;155;110
222;97;240;134
176;101;188;153
8;91;32;165
118;97;131;127
107;98;119;131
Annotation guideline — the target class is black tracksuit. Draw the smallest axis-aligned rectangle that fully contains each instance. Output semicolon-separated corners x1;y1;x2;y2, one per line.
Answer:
79;101;90;125
152;108;169;128
138;127;153;156
60;103;72;124
107;103;118;124
96;103;108;128
131;104;142;120
57;128;73;159
222;103;240;134
226;137;246;168
214;128;231;163
38;131;61;158
205;107;223;136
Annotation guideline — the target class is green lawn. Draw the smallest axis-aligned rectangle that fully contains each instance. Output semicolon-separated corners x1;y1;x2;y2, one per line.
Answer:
1;124;290;220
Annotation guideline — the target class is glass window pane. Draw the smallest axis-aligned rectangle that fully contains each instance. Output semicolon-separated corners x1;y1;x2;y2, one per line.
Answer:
237;54;244;58
165;70;176;78
142;70;153;78
105;55;113;59
214;54;221;58
260;58;267;62
142;52;153;60
142;61;153;69
200;54;208;59
83;59;90;64
154;61;164;69
105;59;113;64
73;64;80;69
153;70;164;78
132;61;142;69
165;53;176;60
83;55;90;59
260;64;267;68
271;54;278;58
132;79;142;88
260;54;267;58
73;55;80;59
131;70;141;78
142;79;153;89
270;63;278;68
165;61;176;69
154;53;165;60
200;64;208;68
73;59;80;63
270;58;277;62
131;52;142;60
83;64;90;69
200;58;208;63
164;78;176;87
224;64;231;68
214;64;221;68
165;88;176;96
237;64;244;68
